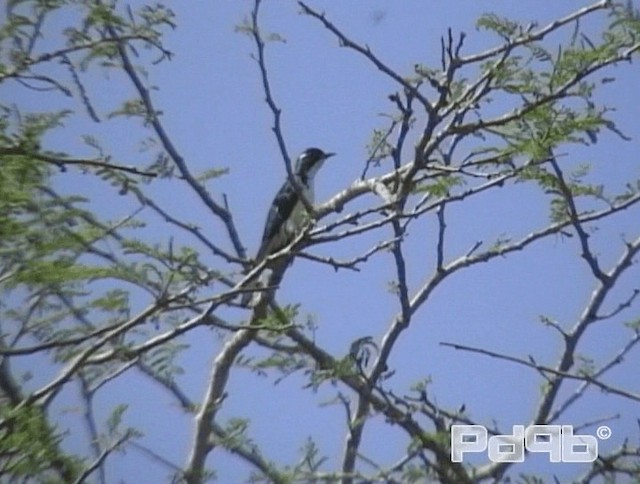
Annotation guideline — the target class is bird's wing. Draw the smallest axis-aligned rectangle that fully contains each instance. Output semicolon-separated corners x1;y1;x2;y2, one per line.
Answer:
255;180;299;262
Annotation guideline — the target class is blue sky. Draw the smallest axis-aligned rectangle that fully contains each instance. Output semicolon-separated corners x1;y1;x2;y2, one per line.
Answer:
5;1;640;482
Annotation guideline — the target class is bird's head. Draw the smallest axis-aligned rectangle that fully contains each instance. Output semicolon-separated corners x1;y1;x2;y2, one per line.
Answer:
295;147;335;182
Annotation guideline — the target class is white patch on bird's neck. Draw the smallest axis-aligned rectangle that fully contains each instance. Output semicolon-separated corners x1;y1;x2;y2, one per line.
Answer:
300;159;325;192
288;159;323;232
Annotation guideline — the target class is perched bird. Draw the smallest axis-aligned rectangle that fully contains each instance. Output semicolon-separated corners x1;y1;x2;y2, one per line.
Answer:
255;147;335;263
242;147;334;305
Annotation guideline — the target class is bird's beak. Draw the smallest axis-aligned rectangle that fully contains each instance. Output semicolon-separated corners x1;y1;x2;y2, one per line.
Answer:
324;152;336;160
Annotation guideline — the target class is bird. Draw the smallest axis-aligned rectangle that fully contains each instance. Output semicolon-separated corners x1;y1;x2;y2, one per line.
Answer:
242;147;335;305
255;147;335;262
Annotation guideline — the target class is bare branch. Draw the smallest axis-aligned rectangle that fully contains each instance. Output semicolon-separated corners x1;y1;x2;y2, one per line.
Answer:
72;430;136;484
440;341;640;402
550;330;640;422
249;0;314;217
549;154;606;282
298;2;433;113
1;147;158;178
106;24;247;259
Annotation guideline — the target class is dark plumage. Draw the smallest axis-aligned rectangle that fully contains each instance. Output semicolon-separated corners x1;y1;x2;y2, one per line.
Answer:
254;148;334;263
241;148;334;307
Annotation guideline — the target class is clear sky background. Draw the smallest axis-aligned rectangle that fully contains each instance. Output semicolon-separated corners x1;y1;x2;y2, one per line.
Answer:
5;1;640;482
